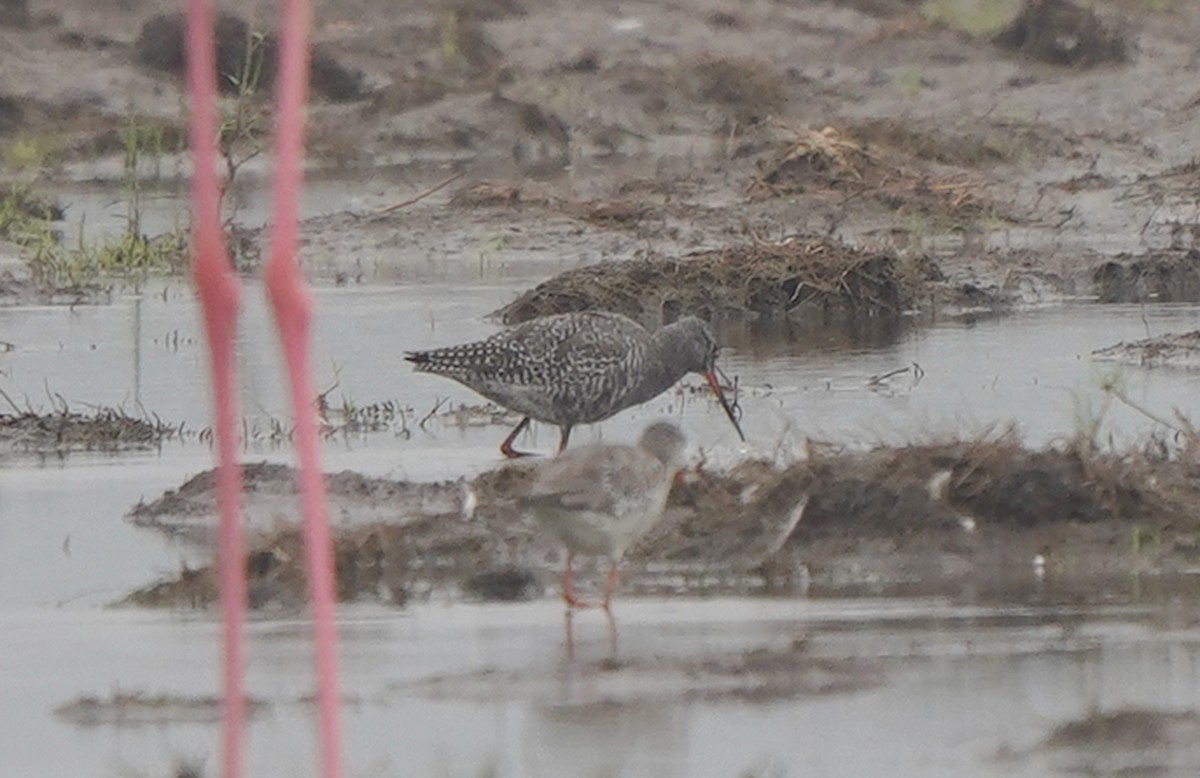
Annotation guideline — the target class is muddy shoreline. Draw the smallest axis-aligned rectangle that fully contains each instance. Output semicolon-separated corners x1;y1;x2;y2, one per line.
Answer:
0;0;1198;302
125;430;1200;609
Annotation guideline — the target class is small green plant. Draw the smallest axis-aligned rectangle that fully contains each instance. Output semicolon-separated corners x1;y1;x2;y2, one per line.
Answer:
895;66;926;99
217;29;271;225
439;11;465;66
15;204;189;288
4;136;47;172
922;0;1022;36
1131;525;1160;554
5;119;191;287
477;234;509;276
0;185;61;238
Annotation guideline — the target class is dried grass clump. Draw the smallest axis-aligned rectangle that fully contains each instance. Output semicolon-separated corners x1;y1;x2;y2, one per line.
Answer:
749;124;998;222
496;239;907;327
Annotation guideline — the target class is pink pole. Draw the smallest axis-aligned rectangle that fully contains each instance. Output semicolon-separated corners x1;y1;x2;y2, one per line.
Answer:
262;2;345;778
185;3;247;778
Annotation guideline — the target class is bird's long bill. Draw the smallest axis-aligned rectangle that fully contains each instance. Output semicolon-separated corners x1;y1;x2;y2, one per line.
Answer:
704;370;746;441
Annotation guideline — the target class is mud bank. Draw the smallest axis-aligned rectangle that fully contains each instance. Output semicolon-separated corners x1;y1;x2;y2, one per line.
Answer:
126;434;1200;609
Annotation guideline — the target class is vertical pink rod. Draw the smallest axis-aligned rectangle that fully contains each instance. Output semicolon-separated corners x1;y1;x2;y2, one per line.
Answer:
185;3;247;778
262;2;344;778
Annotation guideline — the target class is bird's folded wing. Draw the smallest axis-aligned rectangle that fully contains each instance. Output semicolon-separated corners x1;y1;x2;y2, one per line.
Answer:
548;318;641;384
524;446;655;513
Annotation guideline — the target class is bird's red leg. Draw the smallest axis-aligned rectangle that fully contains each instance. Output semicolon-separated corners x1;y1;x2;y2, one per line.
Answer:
500;416;533;458
563;608;576;661
601;560;621;613
557;424;573;453
604;604;619;658
602;562;621;656
186;4;246;778
561;551;590;609
262;2;343;777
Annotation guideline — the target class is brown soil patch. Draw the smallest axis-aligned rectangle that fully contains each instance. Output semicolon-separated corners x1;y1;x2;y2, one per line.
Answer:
134;11;365;101
494;239;911;328
0;0;1189;306
0;0;28;28
680;56;788;126
849;117;1078;170
124;434;1200;609
993;0;1128;68
449;179;655;228
1044;709;1183;750
128;461;466;542
1038;708;1200;775
399;638;884;704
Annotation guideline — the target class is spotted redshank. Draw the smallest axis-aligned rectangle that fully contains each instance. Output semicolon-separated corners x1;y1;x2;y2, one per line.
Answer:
405;311;744;457
519;420;686;610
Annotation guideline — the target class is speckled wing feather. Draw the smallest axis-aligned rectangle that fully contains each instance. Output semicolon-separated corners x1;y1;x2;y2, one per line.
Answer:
405;313;636;381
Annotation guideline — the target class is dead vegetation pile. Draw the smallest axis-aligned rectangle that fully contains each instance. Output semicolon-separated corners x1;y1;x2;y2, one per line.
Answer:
1093;329;1200;369
124;433;1200;609
1092;250;1200;304
748;125;1000;223
0;401;176;454
992;0;1128;68
54;691;267;728
494;239;911;328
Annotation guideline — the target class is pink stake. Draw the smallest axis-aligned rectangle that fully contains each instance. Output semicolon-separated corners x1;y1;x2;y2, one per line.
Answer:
185;3;247;778
263;3;345;778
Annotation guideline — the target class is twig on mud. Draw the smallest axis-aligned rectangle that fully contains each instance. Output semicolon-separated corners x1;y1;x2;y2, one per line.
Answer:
0;384;25;414
419;397;448;431
867;364;923;387
374;172;464;216
43;378;70;415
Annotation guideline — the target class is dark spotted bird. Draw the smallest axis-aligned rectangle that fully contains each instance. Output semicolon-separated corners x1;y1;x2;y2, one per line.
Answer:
405;311;744;457
519;420;686;609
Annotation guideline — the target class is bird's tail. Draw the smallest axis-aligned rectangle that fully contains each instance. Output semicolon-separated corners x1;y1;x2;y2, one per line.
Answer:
404;348;473;374
403;351;431;365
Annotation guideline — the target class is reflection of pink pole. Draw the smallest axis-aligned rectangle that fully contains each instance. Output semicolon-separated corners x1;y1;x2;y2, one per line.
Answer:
185;3;247;778
264;2;345;778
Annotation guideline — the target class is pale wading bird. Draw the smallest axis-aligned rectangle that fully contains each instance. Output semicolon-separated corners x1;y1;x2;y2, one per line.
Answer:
405;311;744;457
519;420;687;613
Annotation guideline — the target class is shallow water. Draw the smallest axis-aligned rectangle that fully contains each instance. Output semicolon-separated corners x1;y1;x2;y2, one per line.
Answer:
6;286;1200;776
5;599;1200;777
2;283;1199;472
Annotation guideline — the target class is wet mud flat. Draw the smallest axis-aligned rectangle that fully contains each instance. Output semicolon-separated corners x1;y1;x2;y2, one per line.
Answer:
126;431;1200;610
2;0;1200;300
